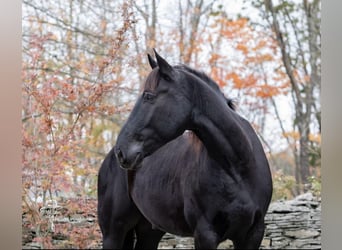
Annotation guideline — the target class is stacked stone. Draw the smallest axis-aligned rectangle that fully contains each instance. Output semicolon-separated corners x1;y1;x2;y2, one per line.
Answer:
159;192;321;249
22;193;321;249
261;192;321;249
158;234;194;249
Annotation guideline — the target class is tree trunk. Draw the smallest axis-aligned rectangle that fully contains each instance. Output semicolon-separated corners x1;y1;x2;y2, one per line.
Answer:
264;0;320;193
298;117;310;191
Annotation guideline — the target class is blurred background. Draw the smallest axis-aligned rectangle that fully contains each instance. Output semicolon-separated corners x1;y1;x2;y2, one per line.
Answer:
22;0;320;248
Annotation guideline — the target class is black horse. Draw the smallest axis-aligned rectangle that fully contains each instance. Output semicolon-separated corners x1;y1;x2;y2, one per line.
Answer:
99;50;272;249
98;61;236;249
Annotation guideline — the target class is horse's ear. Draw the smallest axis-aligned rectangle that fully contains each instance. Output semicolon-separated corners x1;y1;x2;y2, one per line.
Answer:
147;53;157;69
153;49;173;79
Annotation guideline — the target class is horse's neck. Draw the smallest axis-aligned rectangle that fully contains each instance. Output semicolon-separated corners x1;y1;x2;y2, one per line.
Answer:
191;83;253;176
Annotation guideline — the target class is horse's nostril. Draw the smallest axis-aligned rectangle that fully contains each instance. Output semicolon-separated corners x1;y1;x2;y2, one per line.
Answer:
115;145;143;169
117;149;122;158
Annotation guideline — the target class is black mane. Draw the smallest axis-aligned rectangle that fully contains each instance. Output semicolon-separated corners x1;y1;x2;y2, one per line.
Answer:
175;64;236;110
143;63;236;111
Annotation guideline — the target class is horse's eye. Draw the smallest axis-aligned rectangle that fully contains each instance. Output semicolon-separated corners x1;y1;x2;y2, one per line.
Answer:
143;92;156;102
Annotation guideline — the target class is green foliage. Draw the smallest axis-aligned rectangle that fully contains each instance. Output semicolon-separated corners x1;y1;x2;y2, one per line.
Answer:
272;171;297;201
307;175;321;197
271;171;321;201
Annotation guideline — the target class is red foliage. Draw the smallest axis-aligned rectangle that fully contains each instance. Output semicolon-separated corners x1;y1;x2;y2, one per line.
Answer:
22;1;136;248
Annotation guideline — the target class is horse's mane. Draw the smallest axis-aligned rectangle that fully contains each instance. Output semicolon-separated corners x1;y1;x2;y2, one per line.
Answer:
175;64;236;111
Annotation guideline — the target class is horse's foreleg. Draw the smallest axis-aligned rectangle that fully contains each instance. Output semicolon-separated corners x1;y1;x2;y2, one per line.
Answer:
193;220;219;249
123;228;135;249
102;220;135;249
102;231;125;249
232;214;265;249
102;231;126;249
134;218;165;249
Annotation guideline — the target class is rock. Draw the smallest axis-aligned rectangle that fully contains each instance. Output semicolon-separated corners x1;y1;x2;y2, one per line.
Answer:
218;240;233;249
22;242;42;249
52;232;69;240
284;229;320;239
268;200;311;213
261;238;271;247
268;201;294;213
291;239;321;249
294;192;314;201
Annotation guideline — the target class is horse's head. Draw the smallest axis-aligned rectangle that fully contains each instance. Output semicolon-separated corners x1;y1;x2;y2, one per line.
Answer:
115;50;232;170
115;50;194;169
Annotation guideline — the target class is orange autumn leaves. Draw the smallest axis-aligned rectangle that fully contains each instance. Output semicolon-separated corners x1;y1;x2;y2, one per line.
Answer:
209;17;290;99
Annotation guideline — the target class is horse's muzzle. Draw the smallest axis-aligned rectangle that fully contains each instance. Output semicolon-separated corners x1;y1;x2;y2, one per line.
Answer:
115;145;143;170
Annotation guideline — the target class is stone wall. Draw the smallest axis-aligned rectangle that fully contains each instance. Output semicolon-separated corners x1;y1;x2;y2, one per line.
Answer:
22;193;321;249
262;192;321;249
157;193;321;249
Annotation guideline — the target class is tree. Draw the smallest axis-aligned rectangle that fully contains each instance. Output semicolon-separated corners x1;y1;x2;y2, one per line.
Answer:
22;0;136;246
260;0;321;192
176;0;217;64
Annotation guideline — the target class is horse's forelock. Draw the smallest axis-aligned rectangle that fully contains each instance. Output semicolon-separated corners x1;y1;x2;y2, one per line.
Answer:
143;68;160;92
